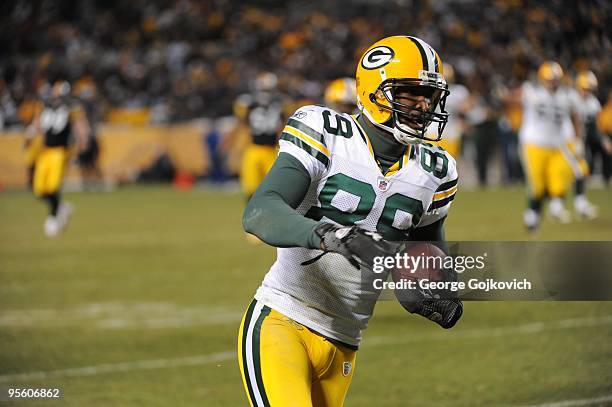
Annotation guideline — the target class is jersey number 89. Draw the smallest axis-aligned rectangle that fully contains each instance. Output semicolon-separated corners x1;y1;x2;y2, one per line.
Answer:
305;173;423;241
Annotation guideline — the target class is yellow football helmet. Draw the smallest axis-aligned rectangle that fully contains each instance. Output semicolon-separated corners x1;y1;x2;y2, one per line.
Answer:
324;78;357;113
576;70;598;91
538;61;563;82
356;35;449;144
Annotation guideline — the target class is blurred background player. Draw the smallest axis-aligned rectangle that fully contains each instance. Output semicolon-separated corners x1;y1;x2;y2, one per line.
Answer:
498;80;525;184
563;70;601;218
74;75;103;191
596;90;612;185
324;77;357;114
24;122;44;190
236;72;284;202
21;83;47;190
429;64;471;159
25;80;90;237
518;61;582;230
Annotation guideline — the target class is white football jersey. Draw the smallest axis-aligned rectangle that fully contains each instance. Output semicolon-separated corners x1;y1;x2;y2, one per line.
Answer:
519;82;578;147
254;105;458;347
569;91;602;140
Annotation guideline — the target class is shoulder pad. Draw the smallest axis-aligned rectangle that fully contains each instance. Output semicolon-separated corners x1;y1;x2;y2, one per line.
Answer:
281;105;332;167
286;105;328;139
288;103;351;133
285;104;358;146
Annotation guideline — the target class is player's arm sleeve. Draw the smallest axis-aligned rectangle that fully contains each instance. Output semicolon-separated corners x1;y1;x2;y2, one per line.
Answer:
242;152;323;249
520;82;536;108
410;216;449;255
569;91;584;139
418;155;458;229
410;216;446;241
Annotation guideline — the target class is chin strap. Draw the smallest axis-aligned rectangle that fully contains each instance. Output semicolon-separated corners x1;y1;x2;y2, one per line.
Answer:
392;126;424;145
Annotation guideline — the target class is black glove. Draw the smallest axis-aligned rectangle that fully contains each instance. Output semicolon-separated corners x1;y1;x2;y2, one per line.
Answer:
302;223;404;270
394;264;463;329
399;298;463;329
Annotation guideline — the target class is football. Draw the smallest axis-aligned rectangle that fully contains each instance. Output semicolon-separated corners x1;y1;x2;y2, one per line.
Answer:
389;242;457;313
390;242;448;286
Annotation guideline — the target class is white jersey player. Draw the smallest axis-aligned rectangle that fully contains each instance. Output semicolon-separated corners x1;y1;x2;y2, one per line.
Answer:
519;81;579;148
256;104;458;346
563;71;602;218
238;36;462;407
518;61;582;230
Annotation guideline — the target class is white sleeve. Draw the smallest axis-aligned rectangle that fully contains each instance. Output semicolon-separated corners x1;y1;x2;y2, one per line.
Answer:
278;140;326;180
569;89;582;114
593;97;602;115
278;106;330;180
418;153;458;227
521;82;536;107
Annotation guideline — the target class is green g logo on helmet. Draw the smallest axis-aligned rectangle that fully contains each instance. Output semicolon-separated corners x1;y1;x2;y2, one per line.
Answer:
361;46;395;70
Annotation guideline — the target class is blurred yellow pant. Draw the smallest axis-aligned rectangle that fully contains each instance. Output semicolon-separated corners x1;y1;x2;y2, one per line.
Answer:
521;143;573;198
25;136;44;166
562;141;589;179
33;147;68;196
240;144;277;197
237;300;357;407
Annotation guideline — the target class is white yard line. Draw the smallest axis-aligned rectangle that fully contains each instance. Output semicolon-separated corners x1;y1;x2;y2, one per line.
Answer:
0;315;610;383
0;351;235;383
365;315;612;346
0;302;243;329
519;394;612;407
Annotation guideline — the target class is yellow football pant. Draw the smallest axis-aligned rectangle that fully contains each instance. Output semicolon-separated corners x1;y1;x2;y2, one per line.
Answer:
433;138;461;159
240;144;277;197
25;136;44;166
238;300;357;407
33;147;68;197
562;142;589;179
521;143;573;199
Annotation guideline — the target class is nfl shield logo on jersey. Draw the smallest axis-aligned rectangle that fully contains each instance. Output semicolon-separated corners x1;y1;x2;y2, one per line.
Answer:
342;361;352;377
377;177;391;191
293;111;307;119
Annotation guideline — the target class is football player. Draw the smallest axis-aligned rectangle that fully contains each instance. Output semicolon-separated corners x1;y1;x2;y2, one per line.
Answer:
427;63;471;159
239;36;462;406
25;80;90;237
324;77;357;114
596;90;612;185
565;70;601;218
236;72;284;202
74;76;103;191
518;61;582;230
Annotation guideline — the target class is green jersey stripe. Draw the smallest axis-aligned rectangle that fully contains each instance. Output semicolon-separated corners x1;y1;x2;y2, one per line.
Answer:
251;305;272;407
429;193;456;210
280;133;330;167
436;178;458;192
287;118;327;146
240;300;258;405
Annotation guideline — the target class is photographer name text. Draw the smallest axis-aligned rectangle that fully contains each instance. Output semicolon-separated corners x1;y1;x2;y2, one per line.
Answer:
373;278;532;292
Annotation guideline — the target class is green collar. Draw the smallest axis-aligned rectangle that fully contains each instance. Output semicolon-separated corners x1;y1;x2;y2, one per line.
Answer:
356;114;406;172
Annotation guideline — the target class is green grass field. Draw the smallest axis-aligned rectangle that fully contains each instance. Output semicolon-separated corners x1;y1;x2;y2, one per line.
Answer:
1;185;612;406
